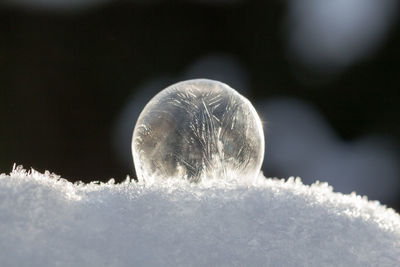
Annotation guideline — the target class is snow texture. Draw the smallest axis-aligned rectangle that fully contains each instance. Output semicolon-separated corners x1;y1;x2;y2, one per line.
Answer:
1;166;400;266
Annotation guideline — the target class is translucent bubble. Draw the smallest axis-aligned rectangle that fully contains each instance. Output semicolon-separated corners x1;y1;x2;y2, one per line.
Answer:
132;79;264;183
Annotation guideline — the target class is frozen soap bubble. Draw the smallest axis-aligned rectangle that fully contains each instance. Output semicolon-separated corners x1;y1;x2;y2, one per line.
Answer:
132;79;264;183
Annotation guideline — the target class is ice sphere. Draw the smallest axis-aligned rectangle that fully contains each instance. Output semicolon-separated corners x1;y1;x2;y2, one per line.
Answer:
132;79;264;183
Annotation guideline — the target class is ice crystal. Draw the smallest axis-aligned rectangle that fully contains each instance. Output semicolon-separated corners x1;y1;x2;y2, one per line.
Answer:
132;79;264;183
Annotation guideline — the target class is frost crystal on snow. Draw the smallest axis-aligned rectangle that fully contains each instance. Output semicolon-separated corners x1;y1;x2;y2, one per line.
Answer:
132;79;264;183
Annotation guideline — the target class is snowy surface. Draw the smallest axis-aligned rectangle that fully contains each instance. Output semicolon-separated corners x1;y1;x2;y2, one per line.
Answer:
1;167;400;266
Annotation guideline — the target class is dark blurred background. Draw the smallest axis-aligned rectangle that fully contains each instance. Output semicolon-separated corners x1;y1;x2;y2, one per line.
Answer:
1;1;400;210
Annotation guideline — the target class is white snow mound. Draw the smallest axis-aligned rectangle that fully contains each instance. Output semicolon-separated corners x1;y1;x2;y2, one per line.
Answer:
0;166;399;266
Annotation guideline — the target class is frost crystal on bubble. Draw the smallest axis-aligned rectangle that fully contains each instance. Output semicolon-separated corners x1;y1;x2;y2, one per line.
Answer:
132;79;264;182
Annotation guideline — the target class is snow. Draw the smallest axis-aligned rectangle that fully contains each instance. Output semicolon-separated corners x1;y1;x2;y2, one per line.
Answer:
1;166;399;266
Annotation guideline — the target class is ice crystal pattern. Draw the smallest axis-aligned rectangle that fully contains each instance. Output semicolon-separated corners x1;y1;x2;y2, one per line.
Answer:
132;79;264;183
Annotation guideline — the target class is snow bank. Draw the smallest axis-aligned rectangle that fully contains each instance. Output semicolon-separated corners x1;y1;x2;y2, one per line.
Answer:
1;167;399;266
